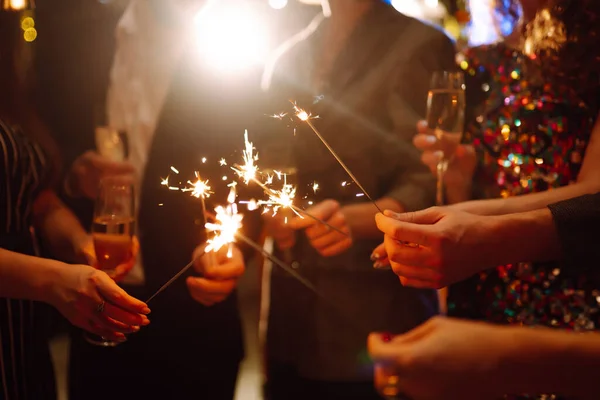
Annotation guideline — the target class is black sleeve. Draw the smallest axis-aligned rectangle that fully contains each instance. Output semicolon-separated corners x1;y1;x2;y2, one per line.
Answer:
547;192;600;273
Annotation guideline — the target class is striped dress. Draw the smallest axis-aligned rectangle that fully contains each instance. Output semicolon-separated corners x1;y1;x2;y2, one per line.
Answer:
0;119;56;400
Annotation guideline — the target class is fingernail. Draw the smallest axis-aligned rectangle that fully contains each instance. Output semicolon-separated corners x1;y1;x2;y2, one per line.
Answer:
433;150;443;159
381;332;394;342
131;325;140;332
141;316;150;325
370;253;381;262
373;261;389;270
425;135;437;144
142;307;151;314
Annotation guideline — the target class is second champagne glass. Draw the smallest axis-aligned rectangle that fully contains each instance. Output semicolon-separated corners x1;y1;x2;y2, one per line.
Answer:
425;71;466;206
84;176;135;347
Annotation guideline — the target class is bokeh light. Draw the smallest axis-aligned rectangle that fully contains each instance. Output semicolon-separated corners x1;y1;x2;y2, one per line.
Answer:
23;27;37;42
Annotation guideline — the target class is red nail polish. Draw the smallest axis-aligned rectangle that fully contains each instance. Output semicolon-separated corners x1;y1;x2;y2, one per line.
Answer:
381;332;394;342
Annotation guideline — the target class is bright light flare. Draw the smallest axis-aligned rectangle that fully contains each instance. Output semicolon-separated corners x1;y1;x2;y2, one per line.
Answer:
268;0;288;10
193;3;270;71
205;185;243;257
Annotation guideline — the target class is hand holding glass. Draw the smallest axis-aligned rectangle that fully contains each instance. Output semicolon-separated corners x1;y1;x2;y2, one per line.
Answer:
425;71;465;206
85;176;136;347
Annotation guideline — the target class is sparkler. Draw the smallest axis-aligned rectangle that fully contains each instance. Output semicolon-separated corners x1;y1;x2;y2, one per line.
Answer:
234;164;349;237
205;183;243;258
292;102;383;214
230;132;350;237
183;172;216;264
146;253;204;303
147;181;242;303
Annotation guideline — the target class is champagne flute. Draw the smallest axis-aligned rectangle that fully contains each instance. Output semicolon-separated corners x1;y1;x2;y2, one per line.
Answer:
84;176;135;347
425;71;466;207
426;71;465;316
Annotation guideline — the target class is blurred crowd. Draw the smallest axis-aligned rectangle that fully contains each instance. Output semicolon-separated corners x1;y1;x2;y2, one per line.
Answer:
1;1;600;400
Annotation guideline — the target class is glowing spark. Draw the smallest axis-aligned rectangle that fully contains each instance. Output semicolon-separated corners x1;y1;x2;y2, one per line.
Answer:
341;181;347;187
205;185;243;258
297;110;310;121
232;130;259;184
246;199;258;211
356;193;364;197
258;182;300;217
222;175;228;181
219;158;227;166
169;187;180;191
158;203;164;206
265;174;274;185
170;166;180;174
270;112;288;120
308;201;313;205
161;176;170;186
312;182;319;193
202;157;207;163
183;174;212;199
292;102;319;121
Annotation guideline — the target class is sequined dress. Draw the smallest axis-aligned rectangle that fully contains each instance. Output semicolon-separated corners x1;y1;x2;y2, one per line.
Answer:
448;43;600;399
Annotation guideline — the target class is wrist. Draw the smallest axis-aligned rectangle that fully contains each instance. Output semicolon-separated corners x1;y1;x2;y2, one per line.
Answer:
37;259;70;306
62;173;82;199
499;327;588;397
445;181;472;204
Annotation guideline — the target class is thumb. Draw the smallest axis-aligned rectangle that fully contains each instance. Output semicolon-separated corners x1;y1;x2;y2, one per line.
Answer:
383;207;442;225
455;144;475;159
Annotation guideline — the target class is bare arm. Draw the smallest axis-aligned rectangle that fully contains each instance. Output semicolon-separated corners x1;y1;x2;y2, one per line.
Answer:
342;197;403;239
0;248;63;302
450;113;600;216
32;190;91;264
503;326;600;399
0;248;149;341
369;317;600;400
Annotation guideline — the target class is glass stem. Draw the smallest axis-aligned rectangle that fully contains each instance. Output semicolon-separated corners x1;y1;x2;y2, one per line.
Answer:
436;159;448;206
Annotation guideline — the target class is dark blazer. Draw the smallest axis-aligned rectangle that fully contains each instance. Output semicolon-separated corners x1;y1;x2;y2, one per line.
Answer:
548;192;600;273
261;3;456;381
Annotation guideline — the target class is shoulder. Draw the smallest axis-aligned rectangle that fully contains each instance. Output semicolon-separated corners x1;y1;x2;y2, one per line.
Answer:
387;11;455;50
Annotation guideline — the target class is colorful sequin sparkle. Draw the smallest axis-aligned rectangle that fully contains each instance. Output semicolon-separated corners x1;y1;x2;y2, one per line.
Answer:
449;43;600;400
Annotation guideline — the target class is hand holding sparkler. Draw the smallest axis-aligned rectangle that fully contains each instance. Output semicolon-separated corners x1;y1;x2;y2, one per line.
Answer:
186;243;245;306
288;199;353;257
262;211;297;251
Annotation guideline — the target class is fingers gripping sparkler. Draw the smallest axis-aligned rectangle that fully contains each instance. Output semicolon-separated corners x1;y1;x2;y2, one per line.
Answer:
147;182;241;302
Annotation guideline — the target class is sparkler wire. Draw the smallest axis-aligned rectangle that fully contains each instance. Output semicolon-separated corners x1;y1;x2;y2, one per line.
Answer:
234;232;370;337
294;107;383;214
145;251;205;303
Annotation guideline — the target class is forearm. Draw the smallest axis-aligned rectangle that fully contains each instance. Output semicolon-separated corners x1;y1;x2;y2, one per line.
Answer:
477;208;560;269
502;327;600;399
450;180;599;216
343;197;403;239
33;191;90;264
0;249;62;303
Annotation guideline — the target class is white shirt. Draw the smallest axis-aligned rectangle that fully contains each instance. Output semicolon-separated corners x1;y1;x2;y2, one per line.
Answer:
106;0;198;284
